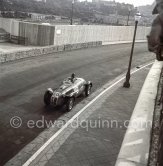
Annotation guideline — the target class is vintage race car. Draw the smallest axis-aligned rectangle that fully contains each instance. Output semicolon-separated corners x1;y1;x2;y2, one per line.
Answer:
44;74;93;111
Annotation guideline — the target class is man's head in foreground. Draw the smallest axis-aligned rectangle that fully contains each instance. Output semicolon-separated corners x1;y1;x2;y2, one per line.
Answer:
153;0;163;15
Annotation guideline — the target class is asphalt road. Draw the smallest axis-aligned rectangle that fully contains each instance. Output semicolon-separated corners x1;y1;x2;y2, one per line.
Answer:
0;43;155;165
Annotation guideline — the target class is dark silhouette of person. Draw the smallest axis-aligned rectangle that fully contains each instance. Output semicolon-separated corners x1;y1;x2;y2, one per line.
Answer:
70;73;76;83
148;0;163;60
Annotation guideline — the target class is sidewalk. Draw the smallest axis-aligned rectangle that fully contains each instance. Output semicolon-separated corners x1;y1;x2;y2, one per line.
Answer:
28;64;152;166
0;43;38;54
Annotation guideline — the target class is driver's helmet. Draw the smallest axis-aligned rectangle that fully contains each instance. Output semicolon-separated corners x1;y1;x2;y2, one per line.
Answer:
70;73;76;83
71;73;76;79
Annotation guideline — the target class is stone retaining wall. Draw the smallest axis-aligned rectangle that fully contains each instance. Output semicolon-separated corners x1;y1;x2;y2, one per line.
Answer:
0;41;102;63
0;18;151;46
54;25;150;46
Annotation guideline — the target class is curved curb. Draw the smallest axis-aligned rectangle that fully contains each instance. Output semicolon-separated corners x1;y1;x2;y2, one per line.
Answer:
0;41;102;64
0;40;146;64
102;40;146;45
115;60;163;166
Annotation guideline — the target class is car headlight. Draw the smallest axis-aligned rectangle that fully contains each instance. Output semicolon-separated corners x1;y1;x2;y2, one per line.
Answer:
55;92;60;97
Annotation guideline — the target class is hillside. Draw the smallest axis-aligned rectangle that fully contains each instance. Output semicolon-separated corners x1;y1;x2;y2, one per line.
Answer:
138;2;155;16
0;0;155;25
0;0;136;17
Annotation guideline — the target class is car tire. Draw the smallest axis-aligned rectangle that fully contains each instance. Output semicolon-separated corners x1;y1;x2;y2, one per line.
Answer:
85;84;92;97
65;97;74;112
44;91;52;106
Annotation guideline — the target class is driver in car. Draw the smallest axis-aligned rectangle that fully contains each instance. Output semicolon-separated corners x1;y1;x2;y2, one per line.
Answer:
63;73;76;84
70;73;76;83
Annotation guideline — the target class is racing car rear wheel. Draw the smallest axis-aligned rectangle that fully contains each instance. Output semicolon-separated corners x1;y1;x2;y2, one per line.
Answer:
85;84;92;97
66;97;74;112
44;91;52;106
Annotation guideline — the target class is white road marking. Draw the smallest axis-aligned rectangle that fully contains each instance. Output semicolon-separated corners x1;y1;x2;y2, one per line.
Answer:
23;61;154;166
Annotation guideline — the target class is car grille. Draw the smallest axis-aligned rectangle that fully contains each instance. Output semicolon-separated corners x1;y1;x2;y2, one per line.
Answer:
51;96;58;106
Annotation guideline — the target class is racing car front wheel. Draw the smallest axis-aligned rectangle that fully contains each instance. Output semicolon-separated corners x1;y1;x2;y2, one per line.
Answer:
66;97;74;112
85;84;92;97
44;91;52;106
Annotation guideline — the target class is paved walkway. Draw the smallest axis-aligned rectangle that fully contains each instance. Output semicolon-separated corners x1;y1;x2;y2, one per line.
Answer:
0;43;38;54
31;64;152;166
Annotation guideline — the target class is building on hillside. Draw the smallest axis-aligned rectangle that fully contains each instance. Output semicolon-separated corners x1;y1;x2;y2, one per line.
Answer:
29;13;61;21
92;0;100;3
100;0;117;7
0;11;30;18
34;0;47;3
94;12;135;25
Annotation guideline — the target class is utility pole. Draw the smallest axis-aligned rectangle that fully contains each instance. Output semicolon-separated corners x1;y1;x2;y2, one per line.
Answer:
70;0;74;25
116;3;118;25
127;10;131;26
0;0;4;11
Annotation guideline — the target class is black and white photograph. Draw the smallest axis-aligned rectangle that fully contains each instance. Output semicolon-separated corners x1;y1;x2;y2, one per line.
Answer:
0;0;163;166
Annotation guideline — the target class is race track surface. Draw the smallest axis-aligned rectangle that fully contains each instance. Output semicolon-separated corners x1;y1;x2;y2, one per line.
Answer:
0;43;155;165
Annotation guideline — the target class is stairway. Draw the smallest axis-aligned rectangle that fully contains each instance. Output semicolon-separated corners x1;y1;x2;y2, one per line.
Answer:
0;28;10;42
